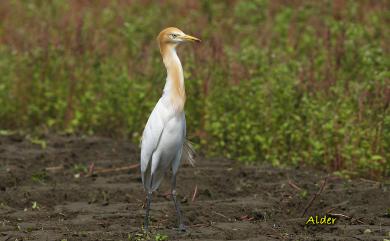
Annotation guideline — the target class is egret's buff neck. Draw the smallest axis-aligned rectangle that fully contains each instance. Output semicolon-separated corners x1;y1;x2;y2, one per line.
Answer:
158;28;186;112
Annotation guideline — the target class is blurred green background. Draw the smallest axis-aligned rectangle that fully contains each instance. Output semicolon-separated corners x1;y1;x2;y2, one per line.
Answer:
0;0;388;177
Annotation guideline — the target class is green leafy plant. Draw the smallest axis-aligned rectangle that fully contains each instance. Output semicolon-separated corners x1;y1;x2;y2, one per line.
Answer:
32;201;39;210
155;233;168;241
31;171;49;184
73;164;88;174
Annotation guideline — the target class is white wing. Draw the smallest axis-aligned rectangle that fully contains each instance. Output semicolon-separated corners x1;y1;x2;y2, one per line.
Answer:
140;99;168;183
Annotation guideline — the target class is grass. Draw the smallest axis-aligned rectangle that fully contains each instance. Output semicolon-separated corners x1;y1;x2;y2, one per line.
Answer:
73;163;88;174
0;0;388;178
128;230;168;241
31;171;49;184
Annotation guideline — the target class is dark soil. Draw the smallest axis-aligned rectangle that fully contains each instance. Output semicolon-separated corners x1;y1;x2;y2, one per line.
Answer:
0;135;389;241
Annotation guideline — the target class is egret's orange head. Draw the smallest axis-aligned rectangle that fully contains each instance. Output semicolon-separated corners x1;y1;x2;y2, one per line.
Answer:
157;27;201;54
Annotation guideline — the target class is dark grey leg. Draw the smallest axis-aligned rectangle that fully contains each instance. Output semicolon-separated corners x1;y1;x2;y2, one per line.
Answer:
144;191;152;231
144;176;153;231
172;175;185;231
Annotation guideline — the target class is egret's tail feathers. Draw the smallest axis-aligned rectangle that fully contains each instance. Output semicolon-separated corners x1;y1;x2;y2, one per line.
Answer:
182;140;196;167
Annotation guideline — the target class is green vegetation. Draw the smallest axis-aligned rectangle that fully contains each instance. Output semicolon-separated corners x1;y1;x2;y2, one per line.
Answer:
128;230;168;241
26;135;47;149
31;201;39;210
31;171;48;184
0;1;388;177
73;163;88;174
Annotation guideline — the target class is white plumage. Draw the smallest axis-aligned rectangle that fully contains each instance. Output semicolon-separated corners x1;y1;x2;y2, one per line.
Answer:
140;98;186;191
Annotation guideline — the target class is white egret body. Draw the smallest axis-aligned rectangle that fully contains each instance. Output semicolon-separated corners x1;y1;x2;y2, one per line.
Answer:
140;27;200;231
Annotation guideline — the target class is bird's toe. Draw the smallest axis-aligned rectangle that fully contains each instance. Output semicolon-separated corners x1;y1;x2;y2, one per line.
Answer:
177;224;186;232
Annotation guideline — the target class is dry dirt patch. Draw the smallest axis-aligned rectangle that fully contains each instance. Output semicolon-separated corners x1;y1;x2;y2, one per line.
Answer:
0;135;389;240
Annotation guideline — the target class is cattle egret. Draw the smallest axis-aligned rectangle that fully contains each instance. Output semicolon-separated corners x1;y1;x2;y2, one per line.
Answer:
140;27;200;231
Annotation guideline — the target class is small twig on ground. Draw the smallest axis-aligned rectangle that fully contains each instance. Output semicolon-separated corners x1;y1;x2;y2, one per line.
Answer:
328;212;351;219
87;163;140;176
239;215;254;221
325;207;336;214
189;223;209;228
301;175;328;217
327;212;365;224
191;185;198;202
288;179;302;191
213;211;229;220
45;165;64;172
359;178;379;183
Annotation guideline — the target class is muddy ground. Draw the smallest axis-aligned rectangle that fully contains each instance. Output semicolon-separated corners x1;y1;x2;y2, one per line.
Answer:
0;134;389;241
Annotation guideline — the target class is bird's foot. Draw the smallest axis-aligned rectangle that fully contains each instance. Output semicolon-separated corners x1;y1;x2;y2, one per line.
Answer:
142;222;150;233
176;223;186;232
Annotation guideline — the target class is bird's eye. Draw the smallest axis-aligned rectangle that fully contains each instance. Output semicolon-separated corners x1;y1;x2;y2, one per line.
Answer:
170;34;178;39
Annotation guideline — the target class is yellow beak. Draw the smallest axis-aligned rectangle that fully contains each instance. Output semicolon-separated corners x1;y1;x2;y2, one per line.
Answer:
181;34;201;43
